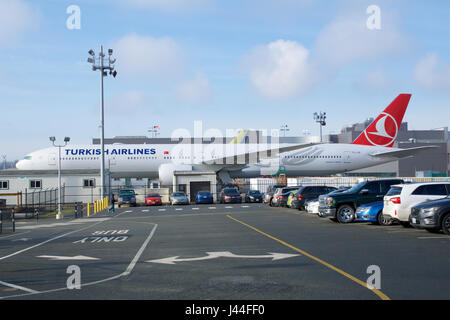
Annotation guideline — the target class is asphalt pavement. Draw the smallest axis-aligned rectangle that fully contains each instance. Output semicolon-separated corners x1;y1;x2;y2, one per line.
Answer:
0;203;449;300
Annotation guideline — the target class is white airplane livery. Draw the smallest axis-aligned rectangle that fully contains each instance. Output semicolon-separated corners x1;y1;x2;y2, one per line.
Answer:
16;94;433;184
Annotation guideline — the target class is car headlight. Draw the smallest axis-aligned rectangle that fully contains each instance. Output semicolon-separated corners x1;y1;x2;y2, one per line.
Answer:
326;197;335;206
420;207;440;217
356;207;368;214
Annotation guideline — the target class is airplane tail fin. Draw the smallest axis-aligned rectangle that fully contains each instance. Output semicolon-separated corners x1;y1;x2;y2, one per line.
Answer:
351;94;412;147
230;130;248;144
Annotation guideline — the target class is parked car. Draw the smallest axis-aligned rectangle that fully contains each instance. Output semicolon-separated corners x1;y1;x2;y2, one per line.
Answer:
305;199;320;214
245;190;263;203
270;187;299;207
264;184;286;204
355;201;392;225
219;188;242;203
145;193;162;206
195;190;214;204
117;189;137;207
383;182;450;227
291;186;337;210
170;191;189;205
410;196;450;235
318;179;404;223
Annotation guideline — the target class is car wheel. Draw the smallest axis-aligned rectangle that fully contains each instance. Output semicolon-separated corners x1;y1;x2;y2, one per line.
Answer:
441;213;450;235
376;211;392;226
336;205;355;223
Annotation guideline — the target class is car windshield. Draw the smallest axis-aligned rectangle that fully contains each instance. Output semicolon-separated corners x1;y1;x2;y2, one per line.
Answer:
147;194;160;197
198;191;211;196
346;182;367;193
224;188;239;195
173;192;185;197
249;190;261;195
119;190;135;196
385;186;402;197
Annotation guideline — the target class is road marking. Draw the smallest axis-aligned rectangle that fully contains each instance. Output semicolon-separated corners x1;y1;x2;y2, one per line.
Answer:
241;205;250;208
208;207;216;209
124;210;132;213
158;209;166;211
225;206;233;209
0;219;108;262
142;209;149;212
227;215;391;301
175;208;183;211
192;208;199;210
122;223;158;276
36;255;100;261
0;223;158;299
147;251;299;265
0;281;39;294
417;236;449;239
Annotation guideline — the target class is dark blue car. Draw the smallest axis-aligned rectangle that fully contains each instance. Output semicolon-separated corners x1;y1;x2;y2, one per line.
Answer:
195;191;214;204
355;201;392;225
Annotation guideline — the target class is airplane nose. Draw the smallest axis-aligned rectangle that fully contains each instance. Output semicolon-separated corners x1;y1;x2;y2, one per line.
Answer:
16;160;25;169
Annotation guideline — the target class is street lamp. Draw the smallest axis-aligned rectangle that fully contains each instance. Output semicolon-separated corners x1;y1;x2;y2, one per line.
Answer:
280;124;290;137
87;46;117;200
50;136;70;220
313;112;327;142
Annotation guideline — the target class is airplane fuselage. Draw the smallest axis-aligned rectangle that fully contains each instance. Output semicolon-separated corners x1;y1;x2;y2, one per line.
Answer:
16;143;398;178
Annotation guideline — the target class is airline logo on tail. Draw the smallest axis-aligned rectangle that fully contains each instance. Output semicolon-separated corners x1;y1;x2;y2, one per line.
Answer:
352;94;412;147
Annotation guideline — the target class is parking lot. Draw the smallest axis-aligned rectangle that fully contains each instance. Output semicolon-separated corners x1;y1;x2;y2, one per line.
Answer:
0;203;449;300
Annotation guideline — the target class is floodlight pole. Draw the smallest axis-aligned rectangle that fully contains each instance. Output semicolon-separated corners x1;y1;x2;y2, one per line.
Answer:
313;112;327;143
50;137;70;220
100;46;105;201
88;46;117;201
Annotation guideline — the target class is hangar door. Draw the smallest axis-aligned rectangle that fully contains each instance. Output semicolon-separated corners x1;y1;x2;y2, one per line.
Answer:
190;181;211;202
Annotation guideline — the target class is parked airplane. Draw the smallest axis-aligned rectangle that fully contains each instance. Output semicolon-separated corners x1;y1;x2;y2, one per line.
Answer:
16;94;433;184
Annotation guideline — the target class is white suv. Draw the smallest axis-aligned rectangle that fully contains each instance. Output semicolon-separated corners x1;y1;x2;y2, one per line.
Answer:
383;182;450;226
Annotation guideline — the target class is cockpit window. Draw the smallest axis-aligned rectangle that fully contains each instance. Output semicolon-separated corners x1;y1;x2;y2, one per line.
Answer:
24;156;32;160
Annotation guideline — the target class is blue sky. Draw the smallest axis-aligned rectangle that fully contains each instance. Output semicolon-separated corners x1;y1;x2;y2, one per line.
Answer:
1;0;450;160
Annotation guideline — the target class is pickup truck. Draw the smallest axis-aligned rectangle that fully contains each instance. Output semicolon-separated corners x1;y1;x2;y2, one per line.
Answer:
318;179;404;223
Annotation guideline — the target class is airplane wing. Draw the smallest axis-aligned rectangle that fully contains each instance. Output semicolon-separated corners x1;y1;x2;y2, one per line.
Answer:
370;146;438;159
202;143;316;165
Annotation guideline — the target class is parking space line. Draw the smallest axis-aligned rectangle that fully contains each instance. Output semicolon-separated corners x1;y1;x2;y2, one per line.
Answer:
175;208;183;211
142;210;149;212
208;207;216;209
225;206;233;209
0;281;40;294
227;215;390;301
158;209;166;212
192;208;199;210
417;236;449;239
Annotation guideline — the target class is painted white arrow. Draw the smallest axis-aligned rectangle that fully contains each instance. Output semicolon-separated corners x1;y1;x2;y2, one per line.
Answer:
146;251;300;265
36;255;100;261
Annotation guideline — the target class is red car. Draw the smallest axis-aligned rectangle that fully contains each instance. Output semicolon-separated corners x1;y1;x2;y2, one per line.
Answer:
145;193;162;206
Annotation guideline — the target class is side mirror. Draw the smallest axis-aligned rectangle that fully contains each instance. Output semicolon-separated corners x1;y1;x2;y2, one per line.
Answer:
360;189;369;194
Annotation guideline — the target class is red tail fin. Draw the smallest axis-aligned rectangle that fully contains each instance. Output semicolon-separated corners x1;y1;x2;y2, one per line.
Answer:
352;94;412;147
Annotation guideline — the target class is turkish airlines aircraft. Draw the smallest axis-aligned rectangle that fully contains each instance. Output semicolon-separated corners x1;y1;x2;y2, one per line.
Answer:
16;94;433;184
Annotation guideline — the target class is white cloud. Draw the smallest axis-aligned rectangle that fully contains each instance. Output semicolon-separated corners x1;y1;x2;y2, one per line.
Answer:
112;34;184;80
108;90;147;115
0;0;37;46
176;74;211;103
414;53;450;90
118;0;213;12
313;12;408;67
243;39;315;99
356;69;392;90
